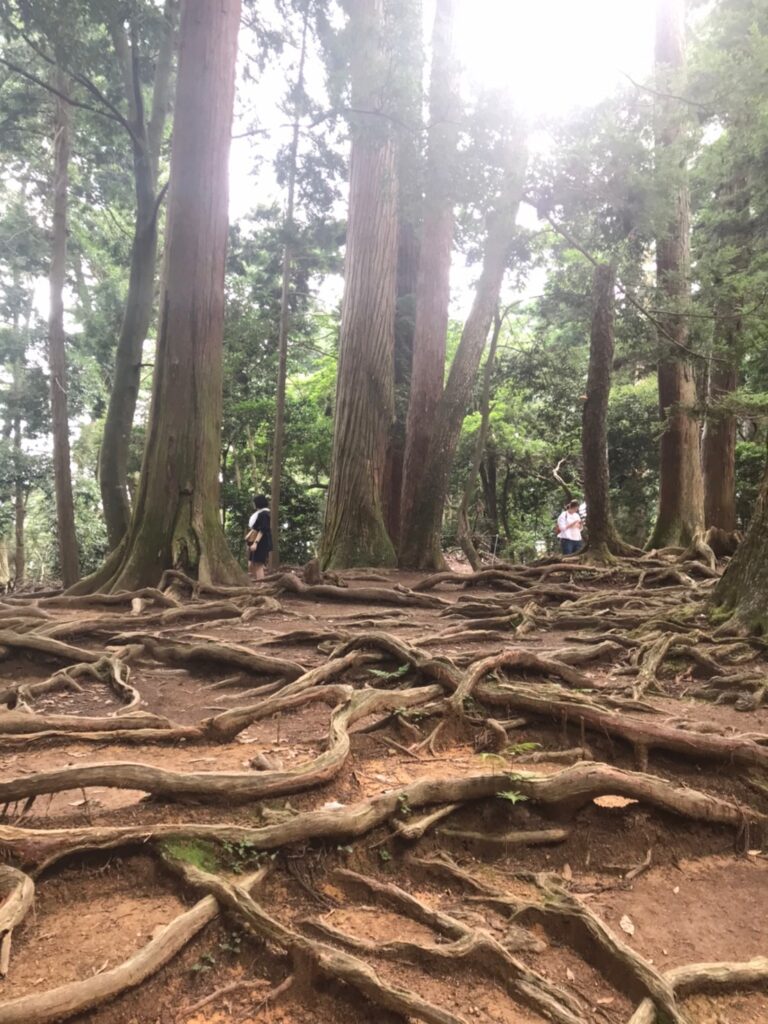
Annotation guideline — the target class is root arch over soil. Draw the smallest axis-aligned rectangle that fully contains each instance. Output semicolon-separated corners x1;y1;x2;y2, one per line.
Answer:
0;559;766;1023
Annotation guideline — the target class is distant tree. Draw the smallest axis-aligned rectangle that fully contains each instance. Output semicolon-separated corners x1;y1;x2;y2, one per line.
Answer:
398;126;528;570
647;0;705;549
580;263;636;560
47;67;80;586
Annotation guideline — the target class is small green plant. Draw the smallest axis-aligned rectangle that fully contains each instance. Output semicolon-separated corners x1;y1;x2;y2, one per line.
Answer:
190;952;217;974
478;752;507;764
369;663;410;682
218;931;244;956
496;790;529;805
378;848;392;862
504;742;542;757
397;793;412;817
221;839;265;872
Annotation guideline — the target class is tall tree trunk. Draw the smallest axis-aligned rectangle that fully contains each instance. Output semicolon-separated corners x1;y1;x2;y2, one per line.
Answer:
647;0;705;550
581;263;632;561
400;0;459;546
714;460;768;634
48;70;79;587
381;0;423;545
480;445;499;540
382;213;420;545
71;0;243;593
702;316;738;533
319;0;399;569
270;2;310;570
99;0;179;549
12;362;24;584
457;309;501;570
0;539;9;592
398;144;527;570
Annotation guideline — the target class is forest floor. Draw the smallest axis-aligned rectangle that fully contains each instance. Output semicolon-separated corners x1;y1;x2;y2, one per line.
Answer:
0;557;766;1024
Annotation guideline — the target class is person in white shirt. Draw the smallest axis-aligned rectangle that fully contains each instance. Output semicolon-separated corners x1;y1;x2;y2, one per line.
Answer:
556;500;583;556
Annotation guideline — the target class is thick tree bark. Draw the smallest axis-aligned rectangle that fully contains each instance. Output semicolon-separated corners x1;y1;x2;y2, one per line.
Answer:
70;0;243;593
270;2;309;570
99;1;178;549
702;344;738;533
319;0;399;569
714;461;768;634
48;71;79;588
581;263;629;561
647;0;705;550
381;0;424;546
382;216;419;546
399;0;459;550
398;146;527;570
12;361;24;584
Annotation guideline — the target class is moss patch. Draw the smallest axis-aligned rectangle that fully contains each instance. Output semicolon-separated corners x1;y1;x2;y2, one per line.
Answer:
159;838;221;872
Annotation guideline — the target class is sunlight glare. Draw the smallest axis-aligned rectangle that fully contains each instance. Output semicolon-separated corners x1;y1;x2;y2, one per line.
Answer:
452;0;655;117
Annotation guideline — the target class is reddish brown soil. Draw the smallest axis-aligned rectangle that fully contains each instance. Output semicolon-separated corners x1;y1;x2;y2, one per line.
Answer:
0;569;766;1024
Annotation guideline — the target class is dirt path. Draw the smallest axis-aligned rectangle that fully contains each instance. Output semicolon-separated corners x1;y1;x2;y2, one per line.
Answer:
0;562;765;1024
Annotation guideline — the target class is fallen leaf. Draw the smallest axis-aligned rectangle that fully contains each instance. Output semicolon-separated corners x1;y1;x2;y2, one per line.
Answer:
562;863;573;881
619;914;635;936
596;997;615;1007
566;967;575;981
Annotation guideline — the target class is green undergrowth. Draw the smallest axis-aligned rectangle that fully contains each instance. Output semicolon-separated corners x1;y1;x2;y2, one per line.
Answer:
160;838;221;872
159;837;273;874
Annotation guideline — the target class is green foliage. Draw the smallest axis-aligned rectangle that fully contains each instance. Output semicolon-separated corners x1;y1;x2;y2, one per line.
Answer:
158;839;220;873
496;790;529;805
368;663;410;683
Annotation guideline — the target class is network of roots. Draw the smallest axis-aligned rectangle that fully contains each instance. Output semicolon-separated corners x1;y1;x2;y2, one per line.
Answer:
0;553;765;1024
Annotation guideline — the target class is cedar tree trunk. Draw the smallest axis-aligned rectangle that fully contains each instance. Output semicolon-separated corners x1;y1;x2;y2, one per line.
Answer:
647;0;705;550
319;0;399;569
400;0;459;547
381;0;424;546
457;308;501;570
702;328;738;533
48;71;80;587
399;144;527;570
99;1;178;549
70;0;243;593
270;2;309;570
581;263;631;560
714;461;768;634
12;371;24;584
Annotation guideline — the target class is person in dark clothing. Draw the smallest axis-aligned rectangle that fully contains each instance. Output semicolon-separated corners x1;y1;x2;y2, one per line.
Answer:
246;494;272;579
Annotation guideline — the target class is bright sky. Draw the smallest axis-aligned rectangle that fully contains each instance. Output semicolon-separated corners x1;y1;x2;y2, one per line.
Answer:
452;0;655;117
230;0;655;218
228;0;657;312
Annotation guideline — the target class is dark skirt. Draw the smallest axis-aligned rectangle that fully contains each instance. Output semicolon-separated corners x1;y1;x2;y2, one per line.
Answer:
249;533;272;564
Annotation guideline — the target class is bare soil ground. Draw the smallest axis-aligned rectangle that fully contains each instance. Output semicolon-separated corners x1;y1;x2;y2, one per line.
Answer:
0;561;766;1023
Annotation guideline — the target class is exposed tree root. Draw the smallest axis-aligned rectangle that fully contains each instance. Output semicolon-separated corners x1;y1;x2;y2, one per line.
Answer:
0;686;443;805
319;868;585;1024
0;867;268;1024
0;631;102;665
110;634;306;681
166;859;471;1024
628;958;768;1024
0;866;34;977
270;572;449;608
476;678;768;769
0;762;756;873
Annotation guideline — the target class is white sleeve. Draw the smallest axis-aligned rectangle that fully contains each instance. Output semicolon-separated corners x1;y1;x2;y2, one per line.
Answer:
248;512;258;529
